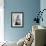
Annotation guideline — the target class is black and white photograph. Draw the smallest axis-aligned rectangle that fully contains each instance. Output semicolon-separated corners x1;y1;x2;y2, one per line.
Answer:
11;12;24;27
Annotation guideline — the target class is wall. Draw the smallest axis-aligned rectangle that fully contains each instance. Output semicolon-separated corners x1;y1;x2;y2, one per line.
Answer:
0;0;4;42
4;0;40;42
40;0;46;27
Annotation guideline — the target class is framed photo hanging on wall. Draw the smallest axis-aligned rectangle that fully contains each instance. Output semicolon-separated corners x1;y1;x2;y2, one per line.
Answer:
11;12;24;28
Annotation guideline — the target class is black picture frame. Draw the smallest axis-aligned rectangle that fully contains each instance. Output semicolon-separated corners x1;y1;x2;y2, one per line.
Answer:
11;12;24;28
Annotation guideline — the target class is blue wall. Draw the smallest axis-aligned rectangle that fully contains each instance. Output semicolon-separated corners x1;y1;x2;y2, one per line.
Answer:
4;0;40;42
40;0;46;27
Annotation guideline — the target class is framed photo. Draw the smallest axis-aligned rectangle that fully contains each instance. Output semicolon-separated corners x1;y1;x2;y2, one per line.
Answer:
11;12;24;28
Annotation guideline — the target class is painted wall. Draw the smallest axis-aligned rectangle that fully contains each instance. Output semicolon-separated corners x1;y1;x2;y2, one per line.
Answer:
4;0;40;42
0;0;4;42
40;0;46;27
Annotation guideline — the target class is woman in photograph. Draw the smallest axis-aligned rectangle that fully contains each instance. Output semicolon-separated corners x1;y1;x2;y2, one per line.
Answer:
15;15;21;25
